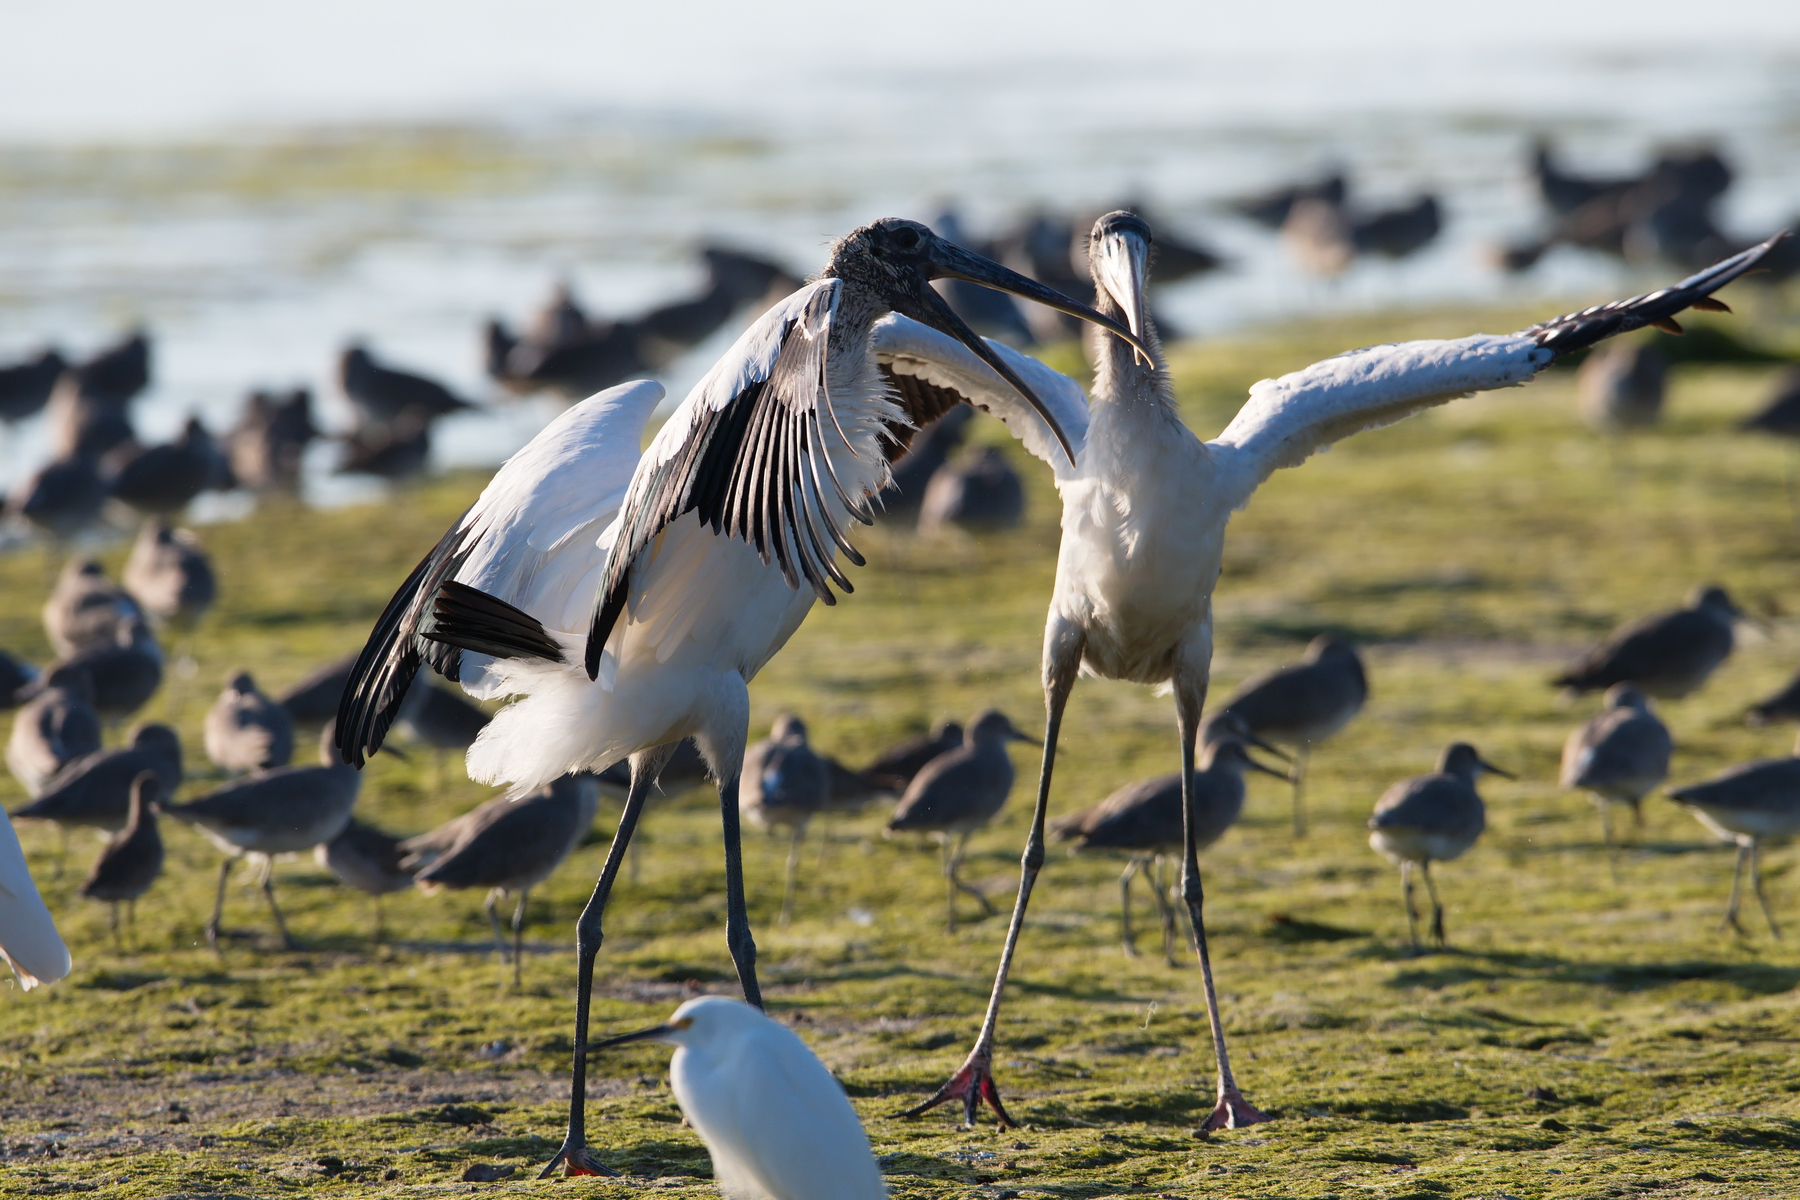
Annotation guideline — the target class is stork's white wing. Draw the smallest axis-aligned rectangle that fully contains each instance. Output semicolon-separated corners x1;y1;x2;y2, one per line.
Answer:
872;313;1089;479
1;809;70;990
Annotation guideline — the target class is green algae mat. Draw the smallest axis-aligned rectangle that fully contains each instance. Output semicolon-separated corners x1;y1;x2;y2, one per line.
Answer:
4;304;1799;1198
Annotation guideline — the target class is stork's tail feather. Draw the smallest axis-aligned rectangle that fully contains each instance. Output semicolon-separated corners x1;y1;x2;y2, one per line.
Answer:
1524;231;1790;357
425;581;566;664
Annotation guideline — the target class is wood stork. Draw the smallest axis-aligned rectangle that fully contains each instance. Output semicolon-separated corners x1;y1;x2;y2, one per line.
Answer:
882;215;1787;1132
1;806;70;990
332;217;1139;1177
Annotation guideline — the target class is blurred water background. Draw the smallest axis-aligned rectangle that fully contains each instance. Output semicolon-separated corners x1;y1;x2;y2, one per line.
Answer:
2;0;1797;508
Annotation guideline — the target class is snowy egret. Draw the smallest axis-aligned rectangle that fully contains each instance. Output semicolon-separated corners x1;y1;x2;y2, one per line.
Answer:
1;806;71;990
1369;743;1513;954
1667;741;1800;938
893;219;1784;1131
1553;585;1740;698
333;216;1133;1176
591;995;887;1200
1559;683;1672;862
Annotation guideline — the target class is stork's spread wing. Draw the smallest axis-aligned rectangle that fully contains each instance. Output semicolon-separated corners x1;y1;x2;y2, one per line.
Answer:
872;314;1090;479
336;380;665;767
1208;233;1788;508
585;280;898;678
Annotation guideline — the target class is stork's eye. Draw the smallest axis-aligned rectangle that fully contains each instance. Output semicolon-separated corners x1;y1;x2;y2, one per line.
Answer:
890;226;921;250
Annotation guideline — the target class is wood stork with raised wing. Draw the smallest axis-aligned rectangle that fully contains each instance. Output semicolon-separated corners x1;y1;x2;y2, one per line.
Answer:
881;214;1787;1134
332;217;1138;1178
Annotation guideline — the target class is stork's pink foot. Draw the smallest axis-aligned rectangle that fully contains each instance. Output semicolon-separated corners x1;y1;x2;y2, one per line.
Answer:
896;1050;1016;1128
1200;1087;1270;1133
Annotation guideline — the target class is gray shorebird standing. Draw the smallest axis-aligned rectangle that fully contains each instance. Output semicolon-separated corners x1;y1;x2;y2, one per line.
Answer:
43;558;142;658
12;723;183;836
78;771;165;939
917;445;1025;533
276;652;359;726
402;774;600;985
1552;585;1740;698
205;671;296;774
1215;635;1368;837
862;720;964;793
27;615;163;724
739;714;829;925
1050;728;1286;965
1369;743;1513;954
896;221;1782;1134
1559;683;1672;865
1744;665;1800;727
315;817;416;940
886;709;1035;932
1577;340;1667;432
1666;741;1800;938
122;520;217;636
7;666;103;798
160;726;360;951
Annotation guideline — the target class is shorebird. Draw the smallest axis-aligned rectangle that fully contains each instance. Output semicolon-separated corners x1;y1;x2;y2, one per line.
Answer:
78;771;165;938
43;558;143;658
1745;665;1800;727
226;386;319;493
276;652;359;725
862;720;965;792
339;344;473;425
338;406;432;480
1230;171;1349;229
1369;743;1513;954
878;406;973;517
1667;742;1800;937
0;649;38;702
107;416;233;515
1739;366;1800;438
7;454;108;542
1559;683;1672;863
1553;585;1740;698
886;709;1035;932
894;219;1783;1132
160;727;361;951
205;671;296;773
402;774;600;985
739;714;830;925
1214;635;1368;837
1;806;71;990
12;723;183;835
30;614;163;722
1578;341;1667;432
917;445;1025;533
123;521;217;636
334;215;1127;1178
315;818;416;939
395;678;490;754
0;347;65;423
7;666;103;797
1050;730;1286;965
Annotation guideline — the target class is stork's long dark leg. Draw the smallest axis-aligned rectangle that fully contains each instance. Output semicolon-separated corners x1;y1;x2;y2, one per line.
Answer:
717;771;762;1009
206;858;232;953
512;889;529;988
260;859;297;950
1175;672;1267;1132
1119;858;1142;959
540;746;668;1179
1422;861;1447;949
899;620;1084;1129
1749;840;1782;939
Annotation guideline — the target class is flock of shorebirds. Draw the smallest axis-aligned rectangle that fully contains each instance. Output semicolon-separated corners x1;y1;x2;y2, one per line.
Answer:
0;134;1796;1176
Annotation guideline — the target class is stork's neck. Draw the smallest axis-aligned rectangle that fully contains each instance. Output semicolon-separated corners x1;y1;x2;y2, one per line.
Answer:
1086;287;1175;413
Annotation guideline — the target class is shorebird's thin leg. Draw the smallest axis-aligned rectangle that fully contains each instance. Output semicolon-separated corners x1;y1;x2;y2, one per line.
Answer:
899;620;1084;1129
1749;840;1782;939
780;823;804;926
484;889;508;960
512;889;529;987
1722;842;1750;935
1422;861;1446;949
206;858;232;953
109;902;121;945
1401;862;1420;955
717;770;763;1010
1291;746;1311;838
1175;670;1267;1132
1600;802;1620;886
260;860;297;950
1149;855;1182;967
53;826;69;882
1118;858;1142;958
539;746;667;1180
947;830;993;916
373;894;386;943
940;835;959;933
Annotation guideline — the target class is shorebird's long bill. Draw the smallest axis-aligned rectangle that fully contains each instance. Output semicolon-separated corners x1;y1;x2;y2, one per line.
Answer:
1477;758;1516;780
1246;756;1290;783
586;1019;687;1054
1241;732;1290;762
1091;227;1151;366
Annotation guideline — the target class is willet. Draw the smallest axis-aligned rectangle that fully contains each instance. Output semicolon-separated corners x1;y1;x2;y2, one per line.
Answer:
338;406;432;479
878;406;973;517
226;387;318;493
32;614;163;723
1578;340;1667;432
67;330;150;406
78;771;165;939
1368;743;1513;954
1050;733;1286;965
1745;665;1800;727
396;678;490;754
122;520;217;635
107;415;233;515
12;723;183;835
917;445;1025;533
1553;584;1740;698
339;344;473;425
1559;683;1672;865
1229;171;1349;229
0;649;38;703
8;454;108;542
6;666;103;797
0;347;65;424
861;720;964;793
886;710;1035;932
46;376;135;459
739;715;830;925
1739;366;1800;437
895;221;1779;1133
0;807;71;989
205;670;296;774
330;217;1126;1178
160;726;360;951
276;652;359;726
43;557;143;658
315;818;416;940
1666;741;1800;938
1215;635;1369;837
402;774;600;986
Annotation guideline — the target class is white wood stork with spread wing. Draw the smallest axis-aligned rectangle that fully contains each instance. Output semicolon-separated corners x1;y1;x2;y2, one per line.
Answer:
333;217;1140;1178
878;216;1789;1133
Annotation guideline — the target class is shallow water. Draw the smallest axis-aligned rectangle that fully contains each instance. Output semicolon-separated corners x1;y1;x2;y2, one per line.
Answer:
0;30;1796;506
